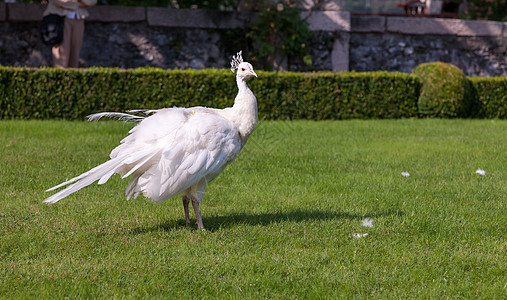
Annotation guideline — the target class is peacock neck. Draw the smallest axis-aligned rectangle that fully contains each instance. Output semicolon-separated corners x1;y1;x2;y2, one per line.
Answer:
231;76;258;143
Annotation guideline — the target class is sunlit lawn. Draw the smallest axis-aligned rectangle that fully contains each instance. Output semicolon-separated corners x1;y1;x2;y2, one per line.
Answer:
0;119;505;298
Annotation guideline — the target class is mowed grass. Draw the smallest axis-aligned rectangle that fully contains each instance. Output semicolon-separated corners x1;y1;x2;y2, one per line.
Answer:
0;119;505;298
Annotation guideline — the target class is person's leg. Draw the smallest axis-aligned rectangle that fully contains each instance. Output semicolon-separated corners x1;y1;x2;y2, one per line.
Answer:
68;18;85;68
52;17;72;68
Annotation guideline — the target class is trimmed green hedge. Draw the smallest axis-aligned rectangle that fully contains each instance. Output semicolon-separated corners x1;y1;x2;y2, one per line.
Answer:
412;62;475;118
469;77;506;119
252;71;419;119
0;65;504;120
0;67;420;120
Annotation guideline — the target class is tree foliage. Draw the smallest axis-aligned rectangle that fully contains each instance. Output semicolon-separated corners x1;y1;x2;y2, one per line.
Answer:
245;1;312;70
460;0;507;21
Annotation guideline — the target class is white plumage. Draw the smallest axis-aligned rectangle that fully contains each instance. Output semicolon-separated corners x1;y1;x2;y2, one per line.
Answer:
44;51;258;230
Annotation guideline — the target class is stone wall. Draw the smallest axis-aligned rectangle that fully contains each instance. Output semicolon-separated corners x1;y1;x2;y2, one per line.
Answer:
350;16;507;77
1;3;506;76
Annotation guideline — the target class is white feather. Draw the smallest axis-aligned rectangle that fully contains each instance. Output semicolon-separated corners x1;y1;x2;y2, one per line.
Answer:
87;112;145;122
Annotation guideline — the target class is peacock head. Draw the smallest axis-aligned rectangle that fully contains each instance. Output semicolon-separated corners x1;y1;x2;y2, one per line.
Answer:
231;51;257;80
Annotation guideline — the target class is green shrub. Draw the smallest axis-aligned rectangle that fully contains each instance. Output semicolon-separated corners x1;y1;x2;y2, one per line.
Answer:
0;66;420;120
252;71;419;120
412;62;475;118
470;77;507;119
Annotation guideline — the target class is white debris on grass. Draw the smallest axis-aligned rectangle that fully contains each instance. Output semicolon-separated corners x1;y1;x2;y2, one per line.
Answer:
350;218;374;238
350;233;368;239
362;218;373;228
475;168;487;176
401;172;410;177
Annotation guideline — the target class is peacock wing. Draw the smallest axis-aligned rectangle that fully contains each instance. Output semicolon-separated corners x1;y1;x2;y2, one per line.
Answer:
126;109;242;203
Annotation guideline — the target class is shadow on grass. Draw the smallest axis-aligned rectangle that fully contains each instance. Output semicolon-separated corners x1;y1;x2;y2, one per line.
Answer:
131;208;404;233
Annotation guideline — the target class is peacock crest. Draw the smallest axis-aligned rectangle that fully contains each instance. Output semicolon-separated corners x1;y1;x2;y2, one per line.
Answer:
230;50;243;73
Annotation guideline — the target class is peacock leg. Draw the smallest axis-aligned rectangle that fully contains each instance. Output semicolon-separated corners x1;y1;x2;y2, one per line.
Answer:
191;196;204;230
189;179;207;230
182;192;190;226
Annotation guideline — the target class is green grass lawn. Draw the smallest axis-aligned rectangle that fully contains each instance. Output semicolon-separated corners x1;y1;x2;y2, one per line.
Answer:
0;119;505;298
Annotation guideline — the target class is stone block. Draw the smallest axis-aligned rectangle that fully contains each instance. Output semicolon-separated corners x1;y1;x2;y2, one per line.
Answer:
0;2;6;22
8;3;46;22
87;6;145;23
331;32;349;71
351;15;385;33
319;0;345;11
298;0;345;11
301;11;350;32
147;8;243;29
427;0;443;14
387;17;504;36
444;19;504;36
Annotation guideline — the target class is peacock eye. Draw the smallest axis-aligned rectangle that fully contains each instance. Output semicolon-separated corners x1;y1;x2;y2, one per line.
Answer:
241;68;245;71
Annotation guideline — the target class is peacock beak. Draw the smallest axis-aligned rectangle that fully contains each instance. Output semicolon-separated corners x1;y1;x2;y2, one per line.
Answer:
250;70;258;77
